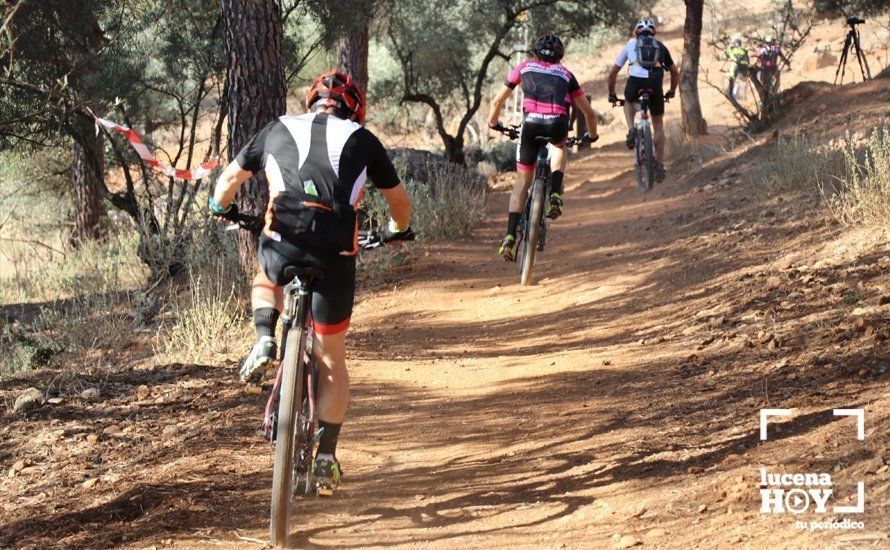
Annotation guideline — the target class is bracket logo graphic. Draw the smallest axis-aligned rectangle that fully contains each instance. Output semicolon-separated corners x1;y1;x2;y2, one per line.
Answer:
758;408;865;516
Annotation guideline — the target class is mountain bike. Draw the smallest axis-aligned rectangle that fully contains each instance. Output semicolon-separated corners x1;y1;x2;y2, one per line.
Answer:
225;213;412;548
492;124;590;285
613;91;655;193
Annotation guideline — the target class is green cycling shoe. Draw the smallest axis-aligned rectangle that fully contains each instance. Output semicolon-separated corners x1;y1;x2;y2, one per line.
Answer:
499;234;516;261
546;193;563;219
314;457;342;497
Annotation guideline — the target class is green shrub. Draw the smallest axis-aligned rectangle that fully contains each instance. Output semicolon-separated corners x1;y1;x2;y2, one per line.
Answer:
363;158;487;241
0;323;58;378
466;141;516;173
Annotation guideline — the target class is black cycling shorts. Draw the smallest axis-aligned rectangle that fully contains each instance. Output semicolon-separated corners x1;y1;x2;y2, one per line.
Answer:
624;76;665;117
258;234;356;335
516;115;569;171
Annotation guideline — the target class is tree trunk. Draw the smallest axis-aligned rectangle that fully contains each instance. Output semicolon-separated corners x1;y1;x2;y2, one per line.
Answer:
442;134;466;165
680;0;707;136
337;22;369;93
220;0;287;275
70;115;106;245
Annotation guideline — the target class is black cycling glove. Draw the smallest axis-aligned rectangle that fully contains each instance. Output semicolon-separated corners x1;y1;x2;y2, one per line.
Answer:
664;90;676;100
608;93;619;104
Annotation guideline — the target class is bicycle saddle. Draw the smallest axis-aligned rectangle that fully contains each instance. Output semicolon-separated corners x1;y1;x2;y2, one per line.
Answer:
282;265;327;282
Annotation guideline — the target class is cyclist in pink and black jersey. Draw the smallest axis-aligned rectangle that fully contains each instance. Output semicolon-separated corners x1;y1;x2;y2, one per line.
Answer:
488;33;599;261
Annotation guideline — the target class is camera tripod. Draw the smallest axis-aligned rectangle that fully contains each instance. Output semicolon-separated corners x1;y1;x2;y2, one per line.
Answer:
834;18;871;85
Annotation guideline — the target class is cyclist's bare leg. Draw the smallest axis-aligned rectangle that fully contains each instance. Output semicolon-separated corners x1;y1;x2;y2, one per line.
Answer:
251;270;283;312
312;328;349;488
623;100;636;132
240;271;284;382
509;168;535;213
546;143;568;218
652;114;665;163
313;329;349;424
548;143;567;173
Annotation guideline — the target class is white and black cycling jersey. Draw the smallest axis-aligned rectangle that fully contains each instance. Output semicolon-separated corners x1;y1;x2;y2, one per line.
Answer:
235;112;399;254
614;38;675;80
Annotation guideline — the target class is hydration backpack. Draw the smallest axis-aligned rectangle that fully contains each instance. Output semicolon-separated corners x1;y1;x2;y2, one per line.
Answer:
635;34;661;70
761;47;779;68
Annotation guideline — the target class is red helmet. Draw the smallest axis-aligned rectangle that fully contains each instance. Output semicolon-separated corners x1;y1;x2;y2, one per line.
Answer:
306;70;366;125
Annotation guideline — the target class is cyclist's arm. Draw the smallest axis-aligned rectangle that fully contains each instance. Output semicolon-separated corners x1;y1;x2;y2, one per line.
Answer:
212;121;274;208
364;129;411;230
379;183;411;230
607;65;621;97
212;161;253;209
572;93;598;137
488;84;513;127
667;64;680;95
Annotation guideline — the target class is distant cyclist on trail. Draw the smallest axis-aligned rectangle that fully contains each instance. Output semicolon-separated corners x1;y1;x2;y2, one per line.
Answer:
209;70;413;495
756;37;789;94
487;32;599;261
726;36;750;99
607;18;679;182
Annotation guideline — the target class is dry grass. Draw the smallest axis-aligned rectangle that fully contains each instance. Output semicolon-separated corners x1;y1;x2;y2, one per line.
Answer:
827;127;890;228
154;265;249;365
757;127;889;230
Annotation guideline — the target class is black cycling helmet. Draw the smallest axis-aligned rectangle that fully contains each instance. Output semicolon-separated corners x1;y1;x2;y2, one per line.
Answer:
532;33;564;61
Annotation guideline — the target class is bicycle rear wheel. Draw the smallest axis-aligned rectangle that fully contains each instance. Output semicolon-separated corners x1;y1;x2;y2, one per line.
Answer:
520;179;544;286
270;322;307;547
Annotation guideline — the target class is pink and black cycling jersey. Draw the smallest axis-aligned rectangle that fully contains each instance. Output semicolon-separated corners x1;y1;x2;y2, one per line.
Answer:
505;60;585;116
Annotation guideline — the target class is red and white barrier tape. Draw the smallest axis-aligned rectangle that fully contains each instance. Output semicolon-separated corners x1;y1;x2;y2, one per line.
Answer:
95;117;219;181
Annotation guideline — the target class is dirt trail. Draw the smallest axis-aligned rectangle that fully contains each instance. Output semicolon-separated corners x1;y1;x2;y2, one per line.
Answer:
2;108;889;547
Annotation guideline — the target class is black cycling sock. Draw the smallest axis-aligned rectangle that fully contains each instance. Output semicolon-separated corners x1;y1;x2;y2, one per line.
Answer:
317;420;342;456
506;212;521;237
253;307;280;339
550;171;565;196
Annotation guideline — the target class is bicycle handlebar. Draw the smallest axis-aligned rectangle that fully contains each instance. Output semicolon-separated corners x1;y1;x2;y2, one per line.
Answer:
490;123;520;140
218;212;411;251
490;123;596;147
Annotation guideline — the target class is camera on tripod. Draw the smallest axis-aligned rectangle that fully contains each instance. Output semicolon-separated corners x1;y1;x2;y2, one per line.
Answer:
835;16;871;84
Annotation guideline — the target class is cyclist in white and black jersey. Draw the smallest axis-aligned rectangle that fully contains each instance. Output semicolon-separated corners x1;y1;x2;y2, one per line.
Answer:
209;70;412;494
607;19;679;182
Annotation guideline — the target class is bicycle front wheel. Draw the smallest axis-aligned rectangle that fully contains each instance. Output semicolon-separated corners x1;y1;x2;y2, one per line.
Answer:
638;124;655;193
520;180;545;286
270;323;307;548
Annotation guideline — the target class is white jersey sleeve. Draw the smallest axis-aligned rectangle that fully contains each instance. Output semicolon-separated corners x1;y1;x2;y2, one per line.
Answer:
614;40;634;68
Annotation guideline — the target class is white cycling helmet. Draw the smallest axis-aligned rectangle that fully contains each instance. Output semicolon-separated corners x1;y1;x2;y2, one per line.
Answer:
634;18;657;36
